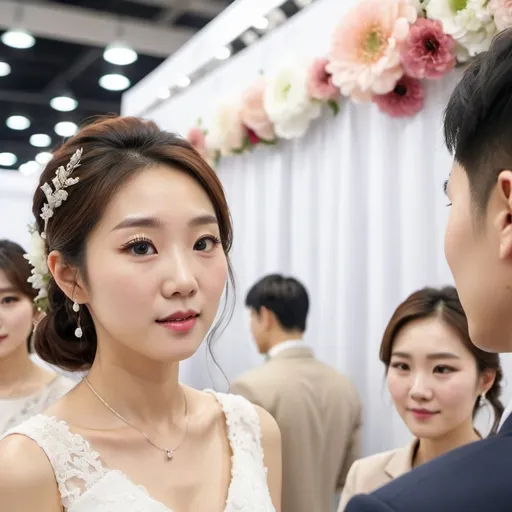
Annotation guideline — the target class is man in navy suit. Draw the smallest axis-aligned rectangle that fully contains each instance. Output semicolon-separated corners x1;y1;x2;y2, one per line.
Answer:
346;27;512;512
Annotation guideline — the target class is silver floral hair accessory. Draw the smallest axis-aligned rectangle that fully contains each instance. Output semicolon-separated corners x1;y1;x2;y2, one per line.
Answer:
24;148;83;312
40;147;83;239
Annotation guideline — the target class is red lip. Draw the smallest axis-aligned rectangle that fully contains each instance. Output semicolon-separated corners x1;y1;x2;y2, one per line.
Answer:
0;335;7;343
409;408;439;419
157;310;199;322
156;310;199;333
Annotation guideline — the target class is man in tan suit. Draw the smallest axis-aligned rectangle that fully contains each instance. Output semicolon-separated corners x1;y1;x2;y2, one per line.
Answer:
231;274;362;512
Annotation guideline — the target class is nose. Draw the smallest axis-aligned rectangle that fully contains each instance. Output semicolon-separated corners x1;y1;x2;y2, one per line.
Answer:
409;373;433;402
161;247;198;298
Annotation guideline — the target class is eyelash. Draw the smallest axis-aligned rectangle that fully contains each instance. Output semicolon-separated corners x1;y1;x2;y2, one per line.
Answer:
446;202;452;207
121;235;222;255
1;296;19;305
390;362;456;374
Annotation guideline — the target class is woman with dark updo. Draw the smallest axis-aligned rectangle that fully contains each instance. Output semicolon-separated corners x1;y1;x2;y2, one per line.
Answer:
0;116;281;512
0;240;75;434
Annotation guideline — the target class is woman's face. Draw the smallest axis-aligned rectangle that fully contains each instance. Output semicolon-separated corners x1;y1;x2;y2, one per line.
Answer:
387;316;492;441
0;270;34;359
69;165;228;365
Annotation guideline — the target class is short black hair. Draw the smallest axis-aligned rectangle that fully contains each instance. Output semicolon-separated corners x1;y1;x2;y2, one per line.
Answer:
245;274;309;332
444;28;512;212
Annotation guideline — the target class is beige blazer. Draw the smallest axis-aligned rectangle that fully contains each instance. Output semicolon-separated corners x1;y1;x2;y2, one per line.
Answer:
337;439;418;511
230;346;362;512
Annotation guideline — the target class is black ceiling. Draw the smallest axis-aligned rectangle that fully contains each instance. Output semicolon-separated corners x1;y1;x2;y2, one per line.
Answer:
0;0;234;171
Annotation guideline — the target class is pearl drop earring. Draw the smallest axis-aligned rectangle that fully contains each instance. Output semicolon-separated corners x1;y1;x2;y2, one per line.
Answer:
72;300;82;338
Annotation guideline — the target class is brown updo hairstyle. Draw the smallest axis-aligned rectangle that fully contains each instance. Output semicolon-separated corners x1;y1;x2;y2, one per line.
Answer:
0;240;37;351
31;116;234;371
380;286;504;435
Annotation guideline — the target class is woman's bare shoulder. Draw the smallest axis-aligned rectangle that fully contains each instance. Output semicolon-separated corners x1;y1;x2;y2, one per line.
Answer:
0;434;61;511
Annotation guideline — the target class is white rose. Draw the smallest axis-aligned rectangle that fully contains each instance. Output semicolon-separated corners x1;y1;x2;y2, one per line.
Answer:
427;0;497;56
263;61;321;140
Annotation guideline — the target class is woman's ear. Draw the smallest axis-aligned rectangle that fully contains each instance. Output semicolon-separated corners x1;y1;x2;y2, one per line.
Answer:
479;369;496;396
47;250;87;303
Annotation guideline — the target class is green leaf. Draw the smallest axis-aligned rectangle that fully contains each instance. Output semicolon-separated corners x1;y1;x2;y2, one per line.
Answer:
328;100;340;116
260;137;278;145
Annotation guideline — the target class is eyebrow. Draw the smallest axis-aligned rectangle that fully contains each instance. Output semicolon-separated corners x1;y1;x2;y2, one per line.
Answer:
0;287;18;294
391;351;460;361
112;214;218;232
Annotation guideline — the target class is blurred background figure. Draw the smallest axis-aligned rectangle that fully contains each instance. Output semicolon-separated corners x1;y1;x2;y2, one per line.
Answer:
231;274;362;512
0;240;75;434
338;286;503;510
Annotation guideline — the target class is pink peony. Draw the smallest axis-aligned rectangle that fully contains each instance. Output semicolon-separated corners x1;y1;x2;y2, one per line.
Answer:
186;127;207;155
240;77;276;141
401;18;456;79
307;58;340;101
373;75;424;117
326;0;417;102
186;126;217;167
489;0;512;31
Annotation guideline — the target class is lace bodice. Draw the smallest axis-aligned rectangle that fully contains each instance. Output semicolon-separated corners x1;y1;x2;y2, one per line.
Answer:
2;390;275;512
0;375;76;435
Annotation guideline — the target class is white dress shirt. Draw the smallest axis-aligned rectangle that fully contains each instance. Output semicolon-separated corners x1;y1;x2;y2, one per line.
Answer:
267;339;309;358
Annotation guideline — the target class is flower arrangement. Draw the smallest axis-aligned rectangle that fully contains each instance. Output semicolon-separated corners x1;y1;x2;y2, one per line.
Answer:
186;0;511;165
24;225;50;312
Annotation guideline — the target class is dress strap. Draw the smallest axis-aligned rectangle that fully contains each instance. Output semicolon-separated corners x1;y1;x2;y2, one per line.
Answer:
2;415;106;509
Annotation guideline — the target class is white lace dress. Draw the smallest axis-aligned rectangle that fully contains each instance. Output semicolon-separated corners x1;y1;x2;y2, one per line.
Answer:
2;390;275;512
0;375;76;435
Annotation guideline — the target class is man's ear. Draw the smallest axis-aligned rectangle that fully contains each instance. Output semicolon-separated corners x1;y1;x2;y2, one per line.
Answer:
496;171;512;261
259;306;274;330
47;250;87;303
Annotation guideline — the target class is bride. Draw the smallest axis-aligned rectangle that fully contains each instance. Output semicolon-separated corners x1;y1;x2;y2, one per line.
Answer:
0;116;281;511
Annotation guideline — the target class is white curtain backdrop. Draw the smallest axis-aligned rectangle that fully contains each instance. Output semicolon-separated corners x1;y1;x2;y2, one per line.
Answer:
123;0;512;456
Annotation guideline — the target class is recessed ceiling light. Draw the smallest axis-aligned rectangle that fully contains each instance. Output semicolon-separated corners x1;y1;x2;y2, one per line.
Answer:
99;73;131;91
214;46;231;60
173;75;190;88
103;42;138;66
156;87;171;100
253;17;269;30
50;95;78;112
54;121;78;137
241;30;259;46
0;152;17;167
19;161;40;176
30;133;52;147
0;61;11;77
6;115;30;130
1;29;35;49
35;152;53;165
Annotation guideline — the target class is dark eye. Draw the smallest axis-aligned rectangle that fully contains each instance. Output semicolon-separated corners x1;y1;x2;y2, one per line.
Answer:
391;362;409;371
194;236;220;252
1;296;19;305
124;239;157;256
434;365;454;374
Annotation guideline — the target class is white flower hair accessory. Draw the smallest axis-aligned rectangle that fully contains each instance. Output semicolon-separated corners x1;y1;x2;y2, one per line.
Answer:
24;225;50;312
40;147;83;239
24;148;83;312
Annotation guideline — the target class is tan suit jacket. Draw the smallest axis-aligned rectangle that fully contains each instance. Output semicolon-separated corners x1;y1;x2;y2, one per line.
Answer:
337;439;418;511
230;347;362;512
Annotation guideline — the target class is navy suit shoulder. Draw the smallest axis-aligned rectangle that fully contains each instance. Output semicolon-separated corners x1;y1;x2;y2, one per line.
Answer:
346;416;512;512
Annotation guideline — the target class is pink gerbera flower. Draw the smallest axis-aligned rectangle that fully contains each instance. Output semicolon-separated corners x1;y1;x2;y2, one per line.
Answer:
326;0;417;102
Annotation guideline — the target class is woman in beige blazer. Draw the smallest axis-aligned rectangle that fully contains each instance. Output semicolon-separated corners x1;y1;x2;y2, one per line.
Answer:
338;286;504;510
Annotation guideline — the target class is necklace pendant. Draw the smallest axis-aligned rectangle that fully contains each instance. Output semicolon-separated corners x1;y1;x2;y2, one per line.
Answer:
166;449;173;460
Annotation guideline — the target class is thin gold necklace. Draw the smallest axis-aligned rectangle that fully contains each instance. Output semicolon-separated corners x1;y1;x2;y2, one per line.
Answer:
83;376;189;460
